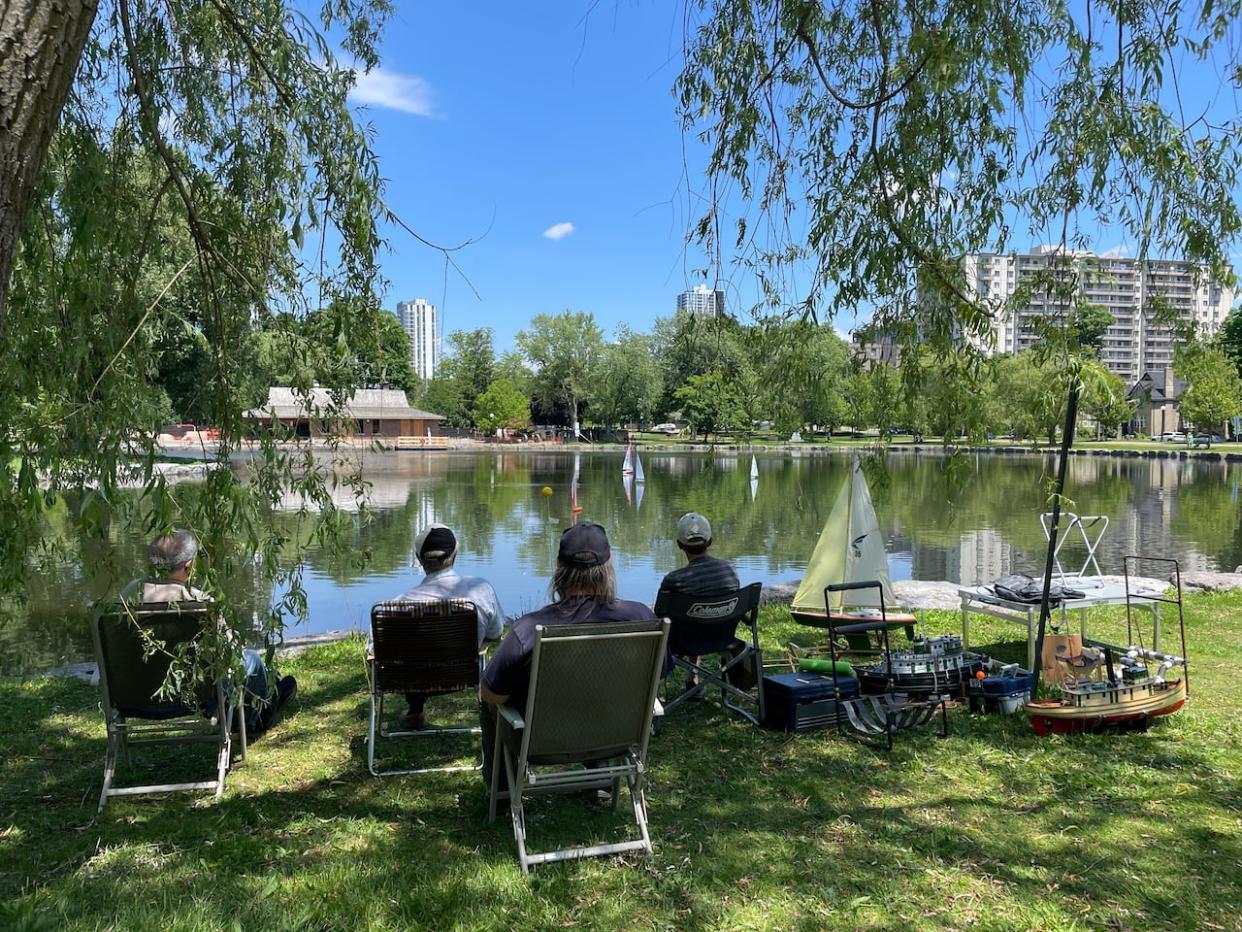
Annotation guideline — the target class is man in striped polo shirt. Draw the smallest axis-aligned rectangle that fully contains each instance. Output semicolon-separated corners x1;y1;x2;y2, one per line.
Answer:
657;513;740;691
657;513;739;596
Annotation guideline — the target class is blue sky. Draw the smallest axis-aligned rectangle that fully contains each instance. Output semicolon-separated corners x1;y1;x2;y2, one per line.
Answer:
349;3;719;352
346;3;1242;353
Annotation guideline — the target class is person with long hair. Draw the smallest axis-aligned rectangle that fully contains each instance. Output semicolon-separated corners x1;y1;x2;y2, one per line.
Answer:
478;522;655;783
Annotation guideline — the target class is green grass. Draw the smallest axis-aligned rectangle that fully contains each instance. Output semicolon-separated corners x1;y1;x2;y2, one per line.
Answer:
3;596;1241;930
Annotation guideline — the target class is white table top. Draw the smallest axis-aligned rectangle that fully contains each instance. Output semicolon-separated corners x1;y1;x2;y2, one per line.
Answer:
958;577;1164;609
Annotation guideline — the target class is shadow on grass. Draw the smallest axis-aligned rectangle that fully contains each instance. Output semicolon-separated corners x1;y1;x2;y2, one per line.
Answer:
2;612;1241;930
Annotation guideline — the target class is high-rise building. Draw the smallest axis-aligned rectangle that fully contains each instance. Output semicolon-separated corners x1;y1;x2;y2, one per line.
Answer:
962;247;1233;383
676;283;726;319
396;298;440;380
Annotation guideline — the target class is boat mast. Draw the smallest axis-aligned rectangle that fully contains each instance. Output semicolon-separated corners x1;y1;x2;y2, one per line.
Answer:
1031;383;1080;694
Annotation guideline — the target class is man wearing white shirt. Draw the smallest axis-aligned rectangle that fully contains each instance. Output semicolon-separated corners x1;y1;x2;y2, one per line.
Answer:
394;523;508;729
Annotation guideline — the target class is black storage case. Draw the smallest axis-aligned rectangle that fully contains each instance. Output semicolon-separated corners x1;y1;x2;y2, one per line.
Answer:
762;671;861;733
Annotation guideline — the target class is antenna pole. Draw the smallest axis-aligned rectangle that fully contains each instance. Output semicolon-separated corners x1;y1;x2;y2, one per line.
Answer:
1031;382;1080;695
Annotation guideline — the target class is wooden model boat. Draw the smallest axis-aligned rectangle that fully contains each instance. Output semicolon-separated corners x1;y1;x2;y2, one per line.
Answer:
1026;645;1187;735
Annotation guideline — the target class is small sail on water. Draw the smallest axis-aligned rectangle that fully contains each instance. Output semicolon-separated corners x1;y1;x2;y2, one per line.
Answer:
570;453;582;522
622;443;634;476
792;462;898;615
750;455;759;479
634;453;645;483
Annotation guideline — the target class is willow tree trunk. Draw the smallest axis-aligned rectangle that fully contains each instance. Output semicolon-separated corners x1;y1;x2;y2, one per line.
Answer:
0;0;98;335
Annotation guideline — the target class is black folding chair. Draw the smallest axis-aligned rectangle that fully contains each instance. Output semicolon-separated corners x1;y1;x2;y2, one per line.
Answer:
824;581;948;751
486;619;670;873
655;582;765;725
366;599;482;777
93;602;245;812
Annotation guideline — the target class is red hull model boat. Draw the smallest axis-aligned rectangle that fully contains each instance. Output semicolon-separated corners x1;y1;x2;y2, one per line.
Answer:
1026;644;1187;735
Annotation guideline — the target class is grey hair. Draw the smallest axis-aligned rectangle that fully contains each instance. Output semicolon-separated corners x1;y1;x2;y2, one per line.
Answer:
149;529;199;571
418;549;456;574
550;558;616;604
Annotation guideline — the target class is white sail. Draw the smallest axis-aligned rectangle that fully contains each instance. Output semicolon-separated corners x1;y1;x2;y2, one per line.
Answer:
635;453;645;483
791;462;896;613
570;452;581;521
622;443;634;475
622;472;633;506
750;455;759;479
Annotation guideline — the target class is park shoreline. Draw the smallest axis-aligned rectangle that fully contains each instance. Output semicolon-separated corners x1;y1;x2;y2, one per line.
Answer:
154;437;1242;463
40;571;1242;682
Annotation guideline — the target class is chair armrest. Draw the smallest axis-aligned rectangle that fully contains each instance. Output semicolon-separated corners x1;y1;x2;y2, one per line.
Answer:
497;705;525;731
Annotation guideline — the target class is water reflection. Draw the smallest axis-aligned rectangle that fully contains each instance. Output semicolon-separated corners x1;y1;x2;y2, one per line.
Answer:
4;449;1242;675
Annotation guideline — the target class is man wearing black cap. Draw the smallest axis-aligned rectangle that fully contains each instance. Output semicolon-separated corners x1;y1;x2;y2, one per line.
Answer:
394;523;508;729
479;523;654;780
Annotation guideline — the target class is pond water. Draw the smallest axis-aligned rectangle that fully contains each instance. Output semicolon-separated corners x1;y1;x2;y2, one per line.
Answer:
4;448;1241;675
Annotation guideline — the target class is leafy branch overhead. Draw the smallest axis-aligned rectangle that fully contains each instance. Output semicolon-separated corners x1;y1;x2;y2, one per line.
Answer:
679;0;1242;352
0;0;399;661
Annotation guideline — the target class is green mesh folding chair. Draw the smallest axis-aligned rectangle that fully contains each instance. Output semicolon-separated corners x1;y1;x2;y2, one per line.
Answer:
367;599;482;777
93;602;245;813
486;618;670;873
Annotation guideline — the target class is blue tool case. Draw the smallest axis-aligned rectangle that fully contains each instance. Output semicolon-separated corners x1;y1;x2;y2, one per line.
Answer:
762;671;861;733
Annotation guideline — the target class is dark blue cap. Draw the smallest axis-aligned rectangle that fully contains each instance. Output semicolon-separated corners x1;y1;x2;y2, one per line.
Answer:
559;522;611;567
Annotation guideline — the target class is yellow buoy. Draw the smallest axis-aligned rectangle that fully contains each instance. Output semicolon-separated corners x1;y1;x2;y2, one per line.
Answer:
541;486;553;497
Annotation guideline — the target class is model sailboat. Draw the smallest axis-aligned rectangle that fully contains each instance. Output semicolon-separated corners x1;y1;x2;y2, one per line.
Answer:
634;453;645;483
791;462;917;627
622;443;634;476
570;453;582;522
750;456;759;479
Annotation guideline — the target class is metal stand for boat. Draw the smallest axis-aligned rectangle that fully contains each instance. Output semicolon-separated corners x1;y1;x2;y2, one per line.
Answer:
824;581;949;752
1124;555;1190;698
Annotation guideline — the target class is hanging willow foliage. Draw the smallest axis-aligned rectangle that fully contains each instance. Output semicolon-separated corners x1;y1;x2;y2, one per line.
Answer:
0;0;401;684
677;0;1242;378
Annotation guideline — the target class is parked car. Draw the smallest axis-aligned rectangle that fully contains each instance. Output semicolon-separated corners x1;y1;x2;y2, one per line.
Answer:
1158;431;1187;443
1190;433;1223;445
650;423;681;435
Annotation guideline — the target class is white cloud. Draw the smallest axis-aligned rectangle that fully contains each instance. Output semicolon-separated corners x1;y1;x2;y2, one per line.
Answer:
349;68;434;116
542;222;576;241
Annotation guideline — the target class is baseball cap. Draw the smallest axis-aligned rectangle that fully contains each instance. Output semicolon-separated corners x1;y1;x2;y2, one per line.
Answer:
676;513;712;546
416;523;457;559
558;522;611;567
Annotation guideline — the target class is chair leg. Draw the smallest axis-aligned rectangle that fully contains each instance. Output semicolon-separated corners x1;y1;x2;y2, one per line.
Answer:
503;748;531;875
367;687;380;777
628;770;653;856
215;711;231;799
119;728;132;768
487;714;505;824
237;689;248;763
98;732;118;815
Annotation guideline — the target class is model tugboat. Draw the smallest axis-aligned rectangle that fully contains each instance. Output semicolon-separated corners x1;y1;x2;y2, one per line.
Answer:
1026;554;1191;736
854;634;989;696
1025;645;1187;735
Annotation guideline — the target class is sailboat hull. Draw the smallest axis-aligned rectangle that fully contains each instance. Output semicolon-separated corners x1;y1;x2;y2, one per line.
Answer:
791;610;917;630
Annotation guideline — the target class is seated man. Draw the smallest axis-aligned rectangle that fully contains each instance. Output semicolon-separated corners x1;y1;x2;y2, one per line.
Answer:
657;512;739;596
121;529;297;735
656;513;739;688
479;522;655;782
392;523;508;729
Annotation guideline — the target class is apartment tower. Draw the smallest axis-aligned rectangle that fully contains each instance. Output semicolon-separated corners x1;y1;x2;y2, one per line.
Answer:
396;298;441;381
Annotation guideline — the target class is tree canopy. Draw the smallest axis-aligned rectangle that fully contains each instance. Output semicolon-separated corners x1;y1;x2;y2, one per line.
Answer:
0;0;399;673
678;0;1242;403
